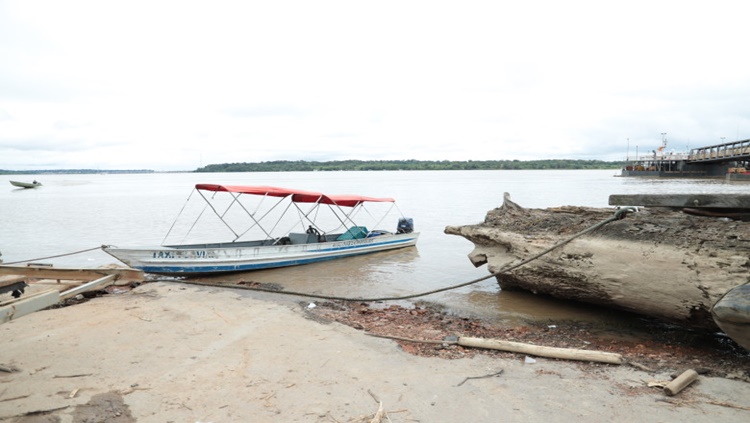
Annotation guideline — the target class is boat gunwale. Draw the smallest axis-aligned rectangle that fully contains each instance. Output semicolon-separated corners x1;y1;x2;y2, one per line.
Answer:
104;232;419;275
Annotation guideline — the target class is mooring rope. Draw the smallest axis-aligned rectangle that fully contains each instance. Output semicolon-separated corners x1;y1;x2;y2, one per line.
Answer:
2;245;106;265
160;206;639;302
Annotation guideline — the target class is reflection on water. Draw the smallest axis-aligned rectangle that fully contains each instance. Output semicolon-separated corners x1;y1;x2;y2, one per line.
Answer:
458;289;639;325
196;247;422;299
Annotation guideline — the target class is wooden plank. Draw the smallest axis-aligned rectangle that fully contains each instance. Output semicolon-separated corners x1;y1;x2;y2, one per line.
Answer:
0;275;27;297
0;275;27;288
59;274;117;301
0;265;143;285
0;289;60;324
609;194;750;209
458;336;623;364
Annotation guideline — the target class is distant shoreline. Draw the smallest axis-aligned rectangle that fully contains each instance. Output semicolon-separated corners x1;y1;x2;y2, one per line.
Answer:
196;159;623;172
196;159;625;172
2;159;625;174
0;169;158;175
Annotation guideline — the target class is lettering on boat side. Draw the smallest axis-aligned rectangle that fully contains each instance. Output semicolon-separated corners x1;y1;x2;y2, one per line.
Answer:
152;250;219;259
153;251;176;259
149;238;388;261
191;250;218;259
339;238;375;247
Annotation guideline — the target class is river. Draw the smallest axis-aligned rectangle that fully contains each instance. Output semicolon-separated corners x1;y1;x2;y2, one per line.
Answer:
2;170;747;329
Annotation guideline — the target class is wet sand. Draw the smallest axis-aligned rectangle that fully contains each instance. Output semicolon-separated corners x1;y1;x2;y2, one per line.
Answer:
2;282;749;422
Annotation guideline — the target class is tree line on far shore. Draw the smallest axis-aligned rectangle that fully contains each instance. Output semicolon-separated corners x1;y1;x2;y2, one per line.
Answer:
0;169;154;175
196;159;623;172
1;159;625;175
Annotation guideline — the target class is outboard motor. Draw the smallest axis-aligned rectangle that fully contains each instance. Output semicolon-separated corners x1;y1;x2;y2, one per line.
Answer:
396;217;414;234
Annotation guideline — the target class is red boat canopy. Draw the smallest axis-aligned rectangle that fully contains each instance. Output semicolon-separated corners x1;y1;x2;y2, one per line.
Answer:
195;184;394;207
293;193;395;207
195;184;322;198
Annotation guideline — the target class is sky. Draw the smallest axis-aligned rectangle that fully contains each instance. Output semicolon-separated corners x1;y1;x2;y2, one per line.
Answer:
2;1;750;171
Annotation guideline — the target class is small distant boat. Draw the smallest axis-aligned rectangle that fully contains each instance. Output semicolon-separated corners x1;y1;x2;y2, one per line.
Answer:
10;180;42;189
103;184;419;275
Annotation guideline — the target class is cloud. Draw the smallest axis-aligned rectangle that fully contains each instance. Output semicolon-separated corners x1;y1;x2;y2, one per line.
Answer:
223;105;308;119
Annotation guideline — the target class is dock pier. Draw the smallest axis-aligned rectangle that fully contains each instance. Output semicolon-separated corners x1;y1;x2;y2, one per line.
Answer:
622;138;750;179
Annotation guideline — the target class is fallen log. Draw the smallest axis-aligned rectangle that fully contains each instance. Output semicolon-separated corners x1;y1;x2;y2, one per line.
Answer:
664;369;699;396
457;336;624;365
366;332;623;364
445;193;750;332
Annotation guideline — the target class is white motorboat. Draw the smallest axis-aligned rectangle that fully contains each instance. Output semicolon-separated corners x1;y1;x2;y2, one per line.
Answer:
103;184;419;275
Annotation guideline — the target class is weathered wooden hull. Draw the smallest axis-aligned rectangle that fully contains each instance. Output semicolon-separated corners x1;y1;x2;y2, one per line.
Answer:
445;196;750;333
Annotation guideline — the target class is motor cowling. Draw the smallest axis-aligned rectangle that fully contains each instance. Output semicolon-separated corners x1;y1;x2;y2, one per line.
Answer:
397;217;414;234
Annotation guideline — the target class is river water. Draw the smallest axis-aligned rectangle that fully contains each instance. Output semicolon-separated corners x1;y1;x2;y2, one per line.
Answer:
2;170;747;328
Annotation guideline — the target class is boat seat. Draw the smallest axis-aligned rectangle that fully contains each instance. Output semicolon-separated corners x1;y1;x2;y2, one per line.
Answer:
336;226;368;241
289;233;319;245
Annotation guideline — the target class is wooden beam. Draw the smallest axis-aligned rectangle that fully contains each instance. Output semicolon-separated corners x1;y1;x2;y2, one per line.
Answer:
0;265;143;285
664;369;699;396
0;275;27;297
1;273;121;324
0;289;60;324
457;336;624;365
0;275;27;287
59;274;117;301
609;194;750;209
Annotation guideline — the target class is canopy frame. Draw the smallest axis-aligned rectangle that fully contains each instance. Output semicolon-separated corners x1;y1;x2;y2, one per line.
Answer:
163;184;401;245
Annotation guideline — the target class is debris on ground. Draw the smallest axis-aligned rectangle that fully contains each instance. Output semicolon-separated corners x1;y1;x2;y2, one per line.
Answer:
308;301;750;381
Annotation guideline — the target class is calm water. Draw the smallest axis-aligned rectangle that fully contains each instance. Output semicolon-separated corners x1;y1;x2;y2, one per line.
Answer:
2;170;748;325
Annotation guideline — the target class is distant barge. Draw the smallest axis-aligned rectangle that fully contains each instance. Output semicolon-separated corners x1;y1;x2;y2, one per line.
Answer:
621;137;750;180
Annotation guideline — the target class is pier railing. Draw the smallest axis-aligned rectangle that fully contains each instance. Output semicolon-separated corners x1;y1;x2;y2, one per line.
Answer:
688;138;750;163
626;152;690;162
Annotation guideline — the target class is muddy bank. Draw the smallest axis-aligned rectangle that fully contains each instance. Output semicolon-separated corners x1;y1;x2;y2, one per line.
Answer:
444;194;750;331
3;282;750;422
309;301;750;381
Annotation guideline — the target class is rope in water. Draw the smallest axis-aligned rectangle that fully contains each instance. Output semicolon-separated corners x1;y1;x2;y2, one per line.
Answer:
162;206;639;302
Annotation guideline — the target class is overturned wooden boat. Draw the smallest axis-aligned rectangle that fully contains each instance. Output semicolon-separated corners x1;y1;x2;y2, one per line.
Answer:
445;193;750;338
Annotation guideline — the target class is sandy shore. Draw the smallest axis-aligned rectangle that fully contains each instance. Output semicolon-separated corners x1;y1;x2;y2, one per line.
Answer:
2;282;749;422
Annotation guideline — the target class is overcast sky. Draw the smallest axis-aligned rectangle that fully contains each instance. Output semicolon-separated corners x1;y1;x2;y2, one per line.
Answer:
2;1;749;171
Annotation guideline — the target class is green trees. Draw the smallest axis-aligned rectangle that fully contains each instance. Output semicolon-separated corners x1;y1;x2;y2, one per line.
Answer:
195;159;622;172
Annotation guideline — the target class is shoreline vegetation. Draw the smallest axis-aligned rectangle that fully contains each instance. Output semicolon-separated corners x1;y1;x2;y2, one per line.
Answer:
0;169;156;175
196;159;622;172
1;159;624;174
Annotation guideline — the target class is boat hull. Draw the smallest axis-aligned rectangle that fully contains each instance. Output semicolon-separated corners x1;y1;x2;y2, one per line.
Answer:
104;232;419;275
445;195;750;333
10;180;41;188
712;284;750;351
